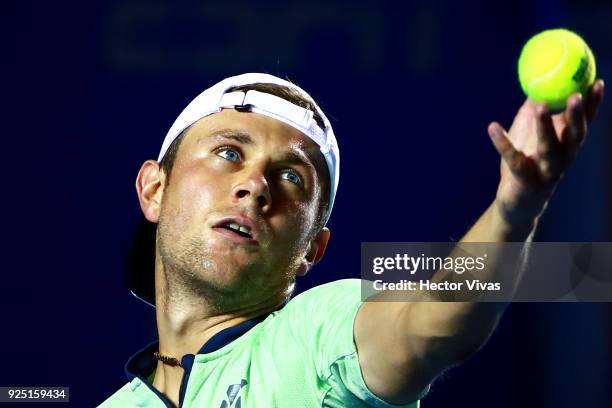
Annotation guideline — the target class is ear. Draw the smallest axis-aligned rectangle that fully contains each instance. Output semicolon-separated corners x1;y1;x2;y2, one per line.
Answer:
135;160;165;223
296;227;331;277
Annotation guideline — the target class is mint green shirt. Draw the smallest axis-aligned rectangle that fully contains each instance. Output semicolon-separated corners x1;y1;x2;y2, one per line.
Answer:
99;279;420;407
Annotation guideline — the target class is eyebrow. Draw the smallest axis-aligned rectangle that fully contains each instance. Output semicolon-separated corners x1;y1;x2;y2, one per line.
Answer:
201;128;317;171
278;150;316;172
202;129;255;145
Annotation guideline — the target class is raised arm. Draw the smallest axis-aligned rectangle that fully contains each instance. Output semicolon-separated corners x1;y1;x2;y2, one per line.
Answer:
354;80;605;405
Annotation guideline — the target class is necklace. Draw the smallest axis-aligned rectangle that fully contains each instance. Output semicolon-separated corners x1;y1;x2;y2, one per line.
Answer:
153;351;183;368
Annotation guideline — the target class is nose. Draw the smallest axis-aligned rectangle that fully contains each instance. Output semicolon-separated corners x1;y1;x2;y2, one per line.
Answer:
232;169;272;214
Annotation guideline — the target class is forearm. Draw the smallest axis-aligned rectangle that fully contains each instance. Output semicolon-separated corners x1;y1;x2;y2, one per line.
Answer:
405;199;540;365
460;199;539;243
359;200;544;402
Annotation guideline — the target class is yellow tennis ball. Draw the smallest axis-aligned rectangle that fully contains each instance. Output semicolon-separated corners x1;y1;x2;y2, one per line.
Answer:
518;28;596;111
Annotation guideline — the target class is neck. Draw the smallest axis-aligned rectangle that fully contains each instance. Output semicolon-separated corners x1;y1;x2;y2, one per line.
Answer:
152;273;287;408
155;297;278;359
153;261;290;359
150;258;292;407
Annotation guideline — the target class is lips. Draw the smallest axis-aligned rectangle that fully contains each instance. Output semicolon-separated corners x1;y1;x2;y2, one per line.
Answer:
212;216;259;244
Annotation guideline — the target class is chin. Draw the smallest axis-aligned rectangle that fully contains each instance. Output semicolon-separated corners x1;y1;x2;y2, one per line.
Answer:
193;259;257;290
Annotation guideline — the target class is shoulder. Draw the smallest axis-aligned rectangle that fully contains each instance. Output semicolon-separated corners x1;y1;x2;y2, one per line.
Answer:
286;279;363;309
96;383;133;407
269;279;364;357
277;279;364;328
264;279;363;338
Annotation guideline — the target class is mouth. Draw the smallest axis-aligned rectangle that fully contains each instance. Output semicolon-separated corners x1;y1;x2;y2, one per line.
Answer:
212;217;258;244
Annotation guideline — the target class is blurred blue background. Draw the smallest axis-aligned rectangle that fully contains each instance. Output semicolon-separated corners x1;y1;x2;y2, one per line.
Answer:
3;0;611;406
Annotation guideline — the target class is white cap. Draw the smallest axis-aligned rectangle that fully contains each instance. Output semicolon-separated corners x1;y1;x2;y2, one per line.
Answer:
158;73;339;224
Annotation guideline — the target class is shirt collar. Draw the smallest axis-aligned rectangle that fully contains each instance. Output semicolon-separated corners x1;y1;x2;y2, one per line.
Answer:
124;315;267;382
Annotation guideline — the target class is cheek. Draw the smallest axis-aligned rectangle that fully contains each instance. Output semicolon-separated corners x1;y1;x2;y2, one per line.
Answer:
272;200;318;243
163;172;228;227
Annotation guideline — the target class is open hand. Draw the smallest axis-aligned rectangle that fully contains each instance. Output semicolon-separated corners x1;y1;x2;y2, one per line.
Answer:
487;79;605;225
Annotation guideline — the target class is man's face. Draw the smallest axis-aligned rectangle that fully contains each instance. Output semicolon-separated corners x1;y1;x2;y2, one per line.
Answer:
154;109;327;306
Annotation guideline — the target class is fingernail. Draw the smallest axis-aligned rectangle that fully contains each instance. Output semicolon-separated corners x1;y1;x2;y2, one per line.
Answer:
593;80;604;93
490;127;502;139
537;104;548;116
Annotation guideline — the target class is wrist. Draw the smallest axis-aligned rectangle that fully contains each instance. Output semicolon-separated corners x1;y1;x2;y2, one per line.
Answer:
492;198;542;238
494;181;556;226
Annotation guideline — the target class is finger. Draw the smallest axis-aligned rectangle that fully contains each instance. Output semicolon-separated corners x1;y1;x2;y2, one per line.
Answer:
585;79;605;123
535;103;562;159
561;93;587;148
488;122;528;176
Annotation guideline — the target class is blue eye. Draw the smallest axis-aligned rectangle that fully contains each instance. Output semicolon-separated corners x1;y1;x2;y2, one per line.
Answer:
281;170;302;185
216;147;241;162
